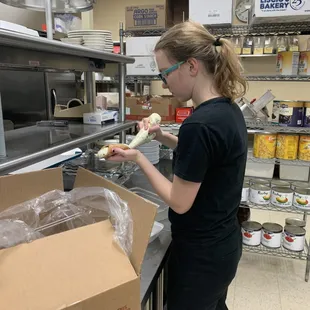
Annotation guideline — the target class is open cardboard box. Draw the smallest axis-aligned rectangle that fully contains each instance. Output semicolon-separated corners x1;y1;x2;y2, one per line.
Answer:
0;168;157;310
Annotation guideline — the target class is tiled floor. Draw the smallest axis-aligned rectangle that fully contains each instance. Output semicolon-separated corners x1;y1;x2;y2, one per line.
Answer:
226;209;310;310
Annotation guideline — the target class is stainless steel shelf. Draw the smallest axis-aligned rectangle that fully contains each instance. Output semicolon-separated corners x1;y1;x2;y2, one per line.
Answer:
243;243;309;260
241;202;310;215
246;121;310;133
0;121;136;175
124;29;166;37
0;30;135;72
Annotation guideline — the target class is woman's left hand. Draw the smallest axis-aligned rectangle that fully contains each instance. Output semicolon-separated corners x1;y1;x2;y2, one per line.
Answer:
108;148;141;163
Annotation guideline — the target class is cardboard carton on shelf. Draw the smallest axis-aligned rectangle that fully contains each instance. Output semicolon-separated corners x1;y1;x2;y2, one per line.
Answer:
125;2;173;31
0;168;157;310
176;107;194;123
126;95;181;123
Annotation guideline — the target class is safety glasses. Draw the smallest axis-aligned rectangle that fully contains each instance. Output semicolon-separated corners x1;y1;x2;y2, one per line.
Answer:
158;61;185;84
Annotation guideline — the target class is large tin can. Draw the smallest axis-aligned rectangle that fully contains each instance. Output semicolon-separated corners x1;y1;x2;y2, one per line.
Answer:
261;223;283;249
298;135;310;161
253;132;277;159
276;133;299;160
278;101;304;127
303;102;310;127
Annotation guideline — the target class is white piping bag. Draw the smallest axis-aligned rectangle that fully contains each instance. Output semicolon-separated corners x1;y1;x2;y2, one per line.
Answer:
129;113;161;149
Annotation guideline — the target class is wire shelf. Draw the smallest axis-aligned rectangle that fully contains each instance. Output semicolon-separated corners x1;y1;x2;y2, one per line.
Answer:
243;243;309;260
246;75;310;82
207;22;310;37
123;29;166;37
246;121;310;133
240;202;310;215
247;155;310;167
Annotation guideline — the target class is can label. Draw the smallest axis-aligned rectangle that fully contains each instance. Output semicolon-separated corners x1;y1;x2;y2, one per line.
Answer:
304;108;310;127
253;134;277;159
249;189;271;205
279;104;303;127
293;192;310;210
242;228;261;246
298;136;310;161
271;189;293;207
276;134;299;160
298;52;309;76
262;230;282;248
283;232;305;252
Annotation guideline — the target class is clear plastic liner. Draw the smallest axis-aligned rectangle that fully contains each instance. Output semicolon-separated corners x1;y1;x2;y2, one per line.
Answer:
0;187;133;256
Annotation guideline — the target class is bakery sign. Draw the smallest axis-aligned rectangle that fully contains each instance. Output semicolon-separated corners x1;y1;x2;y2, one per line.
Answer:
259;0;307;11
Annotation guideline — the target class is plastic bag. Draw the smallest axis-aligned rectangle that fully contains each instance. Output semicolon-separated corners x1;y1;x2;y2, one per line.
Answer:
0;187;133;256
0;219;43;249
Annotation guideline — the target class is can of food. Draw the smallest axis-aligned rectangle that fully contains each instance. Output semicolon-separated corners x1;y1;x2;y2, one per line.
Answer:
285;217;306;228
241;221;262;246
276;133;299;160
298;135;310;161
241;178;250;202
249;184;271;205
283;225;306;252
249;178;271;186
271;180;291;188
253;132;277;159
271;100;280;124
278;101;304;127
271;186;294;207
303;102;310;127
292;182;310;210
261;223;283;249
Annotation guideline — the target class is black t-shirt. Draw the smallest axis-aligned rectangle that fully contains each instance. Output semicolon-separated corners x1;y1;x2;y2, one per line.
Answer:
170;97;247;251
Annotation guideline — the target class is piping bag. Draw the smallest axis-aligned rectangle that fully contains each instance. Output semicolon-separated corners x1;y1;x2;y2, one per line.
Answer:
97;113;161;159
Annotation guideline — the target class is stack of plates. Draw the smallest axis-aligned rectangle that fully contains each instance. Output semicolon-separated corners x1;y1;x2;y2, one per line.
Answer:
67;30;114;52
137;140;160;165
60;37;82;45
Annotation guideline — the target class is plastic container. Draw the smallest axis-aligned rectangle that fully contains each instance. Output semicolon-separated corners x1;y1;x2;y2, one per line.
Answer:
283;225;306;252
271;186;294;208
129;187;168;221
253;36;264;55
276;35;288;52
276;134;299;160
249;184;271;205
261;223;283;249
292;182;310;211
264;36;276;54
241;221;262;246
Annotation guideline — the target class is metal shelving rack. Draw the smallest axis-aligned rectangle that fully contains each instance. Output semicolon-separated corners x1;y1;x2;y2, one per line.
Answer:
244;121;310;282
0;28;135;175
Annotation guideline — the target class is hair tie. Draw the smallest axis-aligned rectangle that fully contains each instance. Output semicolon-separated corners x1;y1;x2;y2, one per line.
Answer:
213;37;222;53
214;38;222;47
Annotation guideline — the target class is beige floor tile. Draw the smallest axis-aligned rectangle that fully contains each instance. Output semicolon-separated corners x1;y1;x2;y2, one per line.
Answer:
280;294;310;310
226;285;235;310
234;286;282;310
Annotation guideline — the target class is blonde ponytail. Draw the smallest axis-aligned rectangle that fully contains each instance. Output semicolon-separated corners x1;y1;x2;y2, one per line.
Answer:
155;21;247;101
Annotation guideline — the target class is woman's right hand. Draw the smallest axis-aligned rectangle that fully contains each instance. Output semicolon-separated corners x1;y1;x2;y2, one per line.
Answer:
138;117;164;141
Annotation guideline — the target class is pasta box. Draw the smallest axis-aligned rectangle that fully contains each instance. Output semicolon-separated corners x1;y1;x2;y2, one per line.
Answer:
175;107;194;123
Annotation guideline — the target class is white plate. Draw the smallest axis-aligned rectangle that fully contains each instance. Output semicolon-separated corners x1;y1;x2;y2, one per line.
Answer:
149;221;164;243
69;30;111;34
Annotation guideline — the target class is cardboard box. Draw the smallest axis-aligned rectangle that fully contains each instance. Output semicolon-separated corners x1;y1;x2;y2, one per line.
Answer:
127;56;158;76
251;0;310;24
175;107;194;123
125;4;172;31
126;96;181;123
126;36;161;56
0;168;157;310
189;0;233;25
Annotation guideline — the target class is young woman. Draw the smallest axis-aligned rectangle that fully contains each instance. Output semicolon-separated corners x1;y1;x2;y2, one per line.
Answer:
110;21;248;310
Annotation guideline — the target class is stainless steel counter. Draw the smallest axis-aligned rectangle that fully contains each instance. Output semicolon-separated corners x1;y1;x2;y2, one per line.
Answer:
0;122;136;175
124;159;173;309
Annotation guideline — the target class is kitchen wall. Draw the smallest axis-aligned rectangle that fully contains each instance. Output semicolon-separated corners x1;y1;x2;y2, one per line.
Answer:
0;3;45;30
